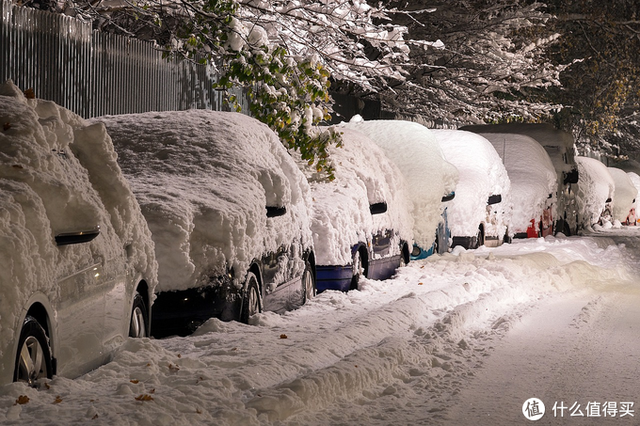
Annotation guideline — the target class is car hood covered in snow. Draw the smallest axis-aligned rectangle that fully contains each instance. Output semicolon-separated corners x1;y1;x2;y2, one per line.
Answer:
94;110;313;293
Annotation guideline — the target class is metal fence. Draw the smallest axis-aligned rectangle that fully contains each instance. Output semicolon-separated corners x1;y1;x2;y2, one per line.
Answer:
0;0;247;118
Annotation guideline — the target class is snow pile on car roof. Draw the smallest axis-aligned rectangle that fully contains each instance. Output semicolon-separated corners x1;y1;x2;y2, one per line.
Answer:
461;123;576;175
575;157;615;227
339;118;459;251
0;80;157;341
608;167;638;223
300;127;413;265
479;133;557;233
432;129;511;238
95;110;313;292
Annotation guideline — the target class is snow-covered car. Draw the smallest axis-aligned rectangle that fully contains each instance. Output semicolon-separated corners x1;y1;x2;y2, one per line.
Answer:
340;118;459;259
461;123;579;235
432;129;511;248
627;171;640;225
0;82;157;386
478;133;557;239
95;110;315;337
575;157;615;228
300;127;413;292
608;167;638;225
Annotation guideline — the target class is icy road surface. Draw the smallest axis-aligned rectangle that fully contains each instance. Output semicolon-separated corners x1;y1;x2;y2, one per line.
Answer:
1;229;639;425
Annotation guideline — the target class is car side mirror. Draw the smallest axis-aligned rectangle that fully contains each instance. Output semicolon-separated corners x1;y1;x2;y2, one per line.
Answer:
55;227;100;246
563;168;579;184
487;194;502;205
369;202;388;215
266;206;287;218
441;192;455;202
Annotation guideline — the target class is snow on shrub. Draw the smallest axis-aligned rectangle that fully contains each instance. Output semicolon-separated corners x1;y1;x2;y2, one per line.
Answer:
608;167;638;223
339;118;458;251
575;157;614;227
479;133;557;234
0;80;157;367
299;127;413;266
94;110;313;293
432;129;511;240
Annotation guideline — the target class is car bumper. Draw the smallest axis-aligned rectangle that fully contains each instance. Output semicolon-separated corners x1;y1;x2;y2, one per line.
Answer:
151;284;242;338
316;265;353;292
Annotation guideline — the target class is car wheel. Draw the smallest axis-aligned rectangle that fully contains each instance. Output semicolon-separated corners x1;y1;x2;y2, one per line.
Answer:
476;226;485;248
350;250;364;291
302;261;316;303
14;316;53;386
241;272;262;323
129;293;149;338
399;243;410;267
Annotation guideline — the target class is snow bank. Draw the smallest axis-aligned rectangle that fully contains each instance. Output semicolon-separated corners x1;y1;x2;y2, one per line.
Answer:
608;167;638;223
299;127;413;265
339;118;459;250
575;157;614;227
93;110;313;293
0;81;157;379
476;133;557;234
0;231;633;425
432;129;511;239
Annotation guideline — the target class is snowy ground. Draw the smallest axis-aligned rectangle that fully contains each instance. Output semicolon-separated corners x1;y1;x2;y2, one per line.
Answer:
2;228;640;425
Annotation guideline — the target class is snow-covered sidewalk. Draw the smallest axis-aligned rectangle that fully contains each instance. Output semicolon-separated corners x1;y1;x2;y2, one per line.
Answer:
1;230;637;425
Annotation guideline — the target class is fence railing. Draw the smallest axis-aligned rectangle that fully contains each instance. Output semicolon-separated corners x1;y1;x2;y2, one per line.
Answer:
1;0;247;118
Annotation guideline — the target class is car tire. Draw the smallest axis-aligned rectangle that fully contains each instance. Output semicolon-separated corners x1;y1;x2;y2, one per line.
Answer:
129;292;149;338
240;272;262;323
476;226;485;248
302;261;316;303
350;249;364;291
399;243;410;267
14;316;53;386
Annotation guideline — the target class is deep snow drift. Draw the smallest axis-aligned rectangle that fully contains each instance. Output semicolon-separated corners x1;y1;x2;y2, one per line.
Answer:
0;228;637;425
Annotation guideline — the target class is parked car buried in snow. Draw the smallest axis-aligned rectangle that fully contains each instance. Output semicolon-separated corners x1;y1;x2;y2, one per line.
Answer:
477;133;557;239
608;167;638;225
300;127;413;292
575;157;615;228
340;118;459;260
96;110;316;337
432;129;511;249
627;171;640;226
0;82;157;386
461;123;579;236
